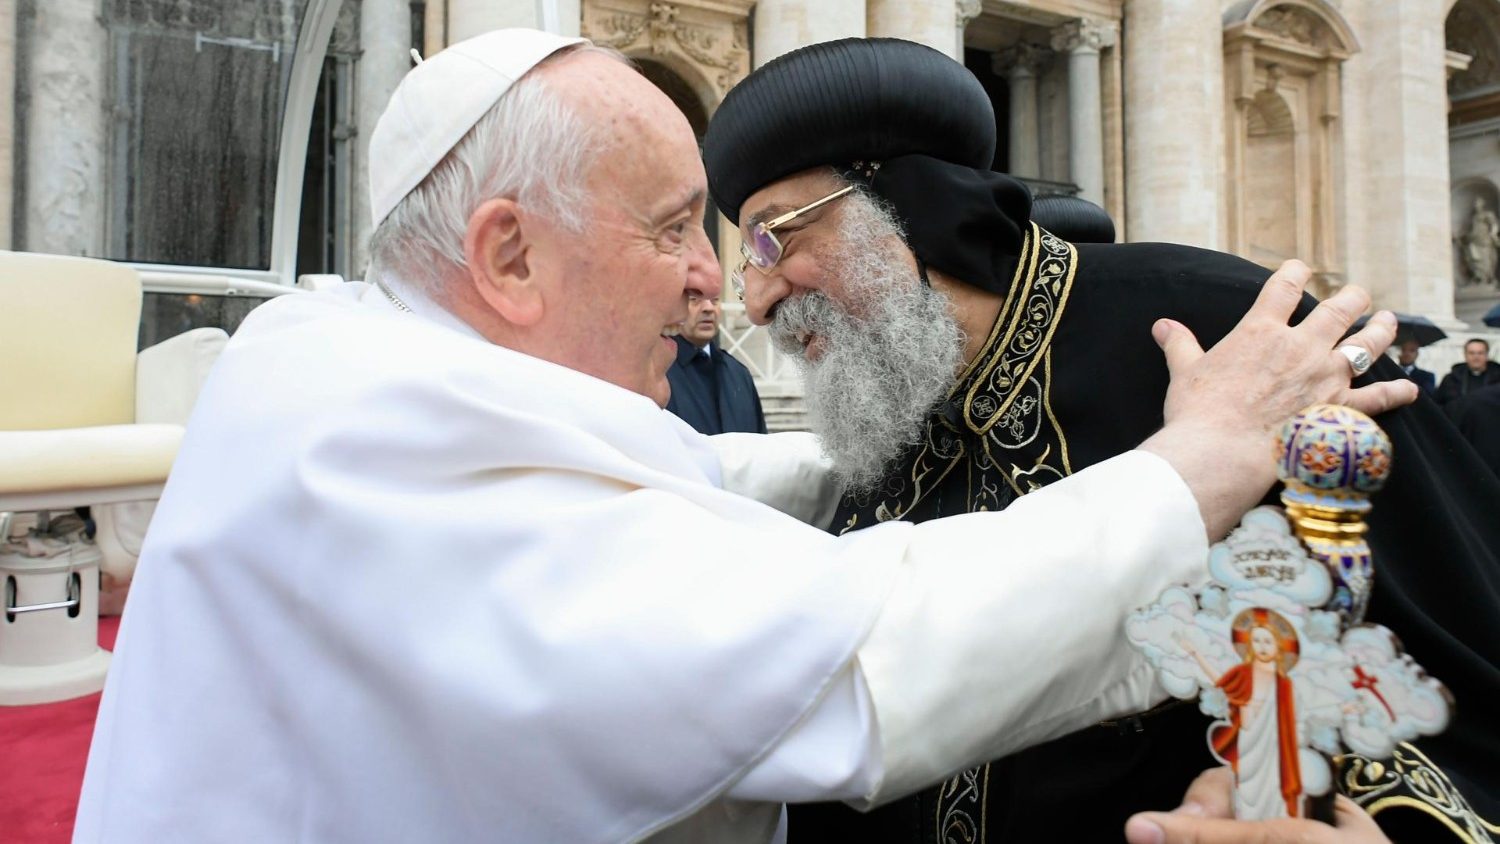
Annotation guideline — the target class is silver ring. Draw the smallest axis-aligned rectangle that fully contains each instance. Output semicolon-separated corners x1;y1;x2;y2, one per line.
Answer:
1338;344;1373;377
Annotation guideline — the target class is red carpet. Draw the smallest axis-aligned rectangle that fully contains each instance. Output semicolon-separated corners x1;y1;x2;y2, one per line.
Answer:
0;617;119;843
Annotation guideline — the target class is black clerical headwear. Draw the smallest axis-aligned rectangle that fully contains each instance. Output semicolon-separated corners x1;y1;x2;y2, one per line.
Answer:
1030;195;1117;244
702;38;1033;295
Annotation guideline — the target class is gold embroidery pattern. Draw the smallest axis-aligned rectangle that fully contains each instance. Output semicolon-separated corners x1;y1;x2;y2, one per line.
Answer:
857;224;1078;524
935;764;990;844
1339;743;1498;843
965;227;1078;436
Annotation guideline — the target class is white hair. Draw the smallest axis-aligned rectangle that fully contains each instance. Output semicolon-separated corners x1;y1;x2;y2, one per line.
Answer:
367;44;629;291
769;189;966;494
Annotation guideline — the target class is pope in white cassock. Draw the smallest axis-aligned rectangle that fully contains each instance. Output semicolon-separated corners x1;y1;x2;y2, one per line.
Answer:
73;29;1412;844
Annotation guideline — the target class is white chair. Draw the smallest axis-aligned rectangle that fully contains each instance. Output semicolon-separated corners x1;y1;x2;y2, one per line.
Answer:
93;325;229;614
0;251;223;704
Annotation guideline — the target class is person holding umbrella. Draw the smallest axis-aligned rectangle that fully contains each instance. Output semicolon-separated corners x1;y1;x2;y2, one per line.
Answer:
1397;340;1437;397
1353;313;1445;398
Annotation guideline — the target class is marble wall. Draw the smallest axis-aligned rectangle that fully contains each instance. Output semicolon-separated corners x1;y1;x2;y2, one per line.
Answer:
753;0;865;66
1339;0;1457;322
24;0;107;258
0;0;14;250
868;0;962;59
446;0;583;41
353;0;412;278
1121;0;1226;249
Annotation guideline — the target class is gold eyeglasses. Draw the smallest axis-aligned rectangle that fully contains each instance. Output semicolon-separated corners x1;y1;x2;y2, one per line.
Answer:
730;185;855;300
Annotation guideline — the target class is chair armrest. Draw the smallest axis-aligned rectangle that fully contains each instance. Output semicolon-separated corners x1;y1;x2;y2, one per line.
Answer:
135;327;229;425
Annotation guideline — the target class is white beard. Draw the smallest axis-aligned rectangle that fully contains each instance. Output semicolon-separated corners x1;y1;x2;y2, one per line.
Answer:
769;193;965;495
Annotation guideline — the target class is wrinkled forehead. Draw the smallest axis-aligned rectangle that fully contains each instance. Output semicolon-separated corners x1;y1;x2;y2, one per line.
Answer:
550;53;705;208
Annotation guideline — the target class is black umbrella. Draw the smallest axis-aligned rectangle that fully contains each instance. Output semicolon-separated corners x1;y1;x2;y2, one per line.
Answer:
1484;302;1500;329
1350;312;1447;347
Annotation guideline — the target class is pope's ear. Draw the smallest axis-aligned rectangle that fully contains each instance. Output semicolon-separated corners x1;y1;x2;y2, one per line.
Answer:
463;197;545;326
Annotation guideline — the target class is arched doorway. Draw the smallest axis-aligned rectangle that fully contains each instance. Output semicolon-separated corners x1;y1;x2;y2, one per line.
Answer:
1446;0;1500;326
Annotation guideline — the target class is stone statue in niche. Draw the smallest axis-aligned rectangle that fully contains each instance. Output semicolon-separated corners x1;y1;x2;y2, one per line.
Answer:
1458;196;1500;287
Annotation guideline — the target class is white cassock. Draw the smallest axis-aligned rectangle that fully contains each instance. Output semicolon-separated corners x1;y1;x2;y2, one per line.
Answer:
1234;680;1289;820
75;279;1209;843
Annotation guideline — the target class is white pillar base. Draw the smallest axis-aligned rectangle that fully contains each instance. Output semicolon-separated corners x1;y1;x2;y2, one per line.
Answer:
1;531;110;705
0;648;111;706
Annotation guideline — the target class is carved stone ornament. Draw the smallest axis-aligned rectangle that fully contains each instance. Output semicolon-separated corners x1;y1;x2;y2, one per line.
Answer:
1255;6;1327;49
957;0;983;29
993;41;1050;78
582;1;751;99
1050;18;1118;55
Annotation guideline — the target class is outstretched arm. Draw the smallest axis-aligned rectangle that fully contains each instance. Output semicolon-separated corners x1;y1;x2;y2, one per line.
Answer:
1175;633;1220;683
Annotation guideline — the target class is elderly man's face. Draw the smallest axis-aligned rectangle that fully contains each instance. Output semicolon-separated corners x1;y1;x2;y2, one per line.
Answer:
737;170;912;344
1466;341;1490;373
735;168;965;492
535;53;720;406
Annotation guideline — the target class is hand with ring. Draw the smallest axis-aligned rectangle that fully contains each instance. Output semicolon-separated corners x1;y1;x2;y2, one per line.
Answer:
1139;259;1419;539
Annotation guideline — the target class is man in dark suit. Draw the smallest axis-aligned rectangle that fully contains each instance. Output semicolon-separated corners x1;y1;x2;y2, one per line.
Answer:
1396;339;1437;397
1436;338;1500;404
665;292;767;435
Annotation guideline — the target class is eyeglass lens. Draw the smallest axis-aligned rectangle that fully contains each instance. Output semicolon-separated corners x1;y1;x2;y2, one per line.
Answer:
746;224;781;269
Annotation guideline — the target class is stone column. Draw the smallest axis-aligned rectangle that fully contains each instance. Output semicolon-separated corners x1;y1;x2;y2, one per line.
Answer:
753;0;864;67
867;0;957;59
1122;0;1223;247
994;43;1049;179
1339;0;1455;322
1051;19;1115;207
424;0;447;53
0;0;15;250
447;0;582;43
25;0;107;257
354;0;412;276
955;0;980;59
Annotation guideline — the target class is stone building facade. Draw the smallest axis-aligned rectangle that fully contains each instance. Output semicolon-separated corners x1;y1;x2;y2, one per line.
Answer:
3;0;1499;427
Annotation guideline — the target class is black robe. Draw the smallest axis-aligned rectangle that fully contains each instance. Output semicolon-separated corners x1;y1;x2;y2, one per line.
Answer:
1448;385;1500;482
789;226;1500;843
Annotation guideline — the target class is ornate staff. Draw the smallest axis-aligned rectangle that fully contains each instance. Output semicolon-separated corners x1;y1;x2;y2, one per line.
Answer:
1275;404;1392;623
1126;404;1450;822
